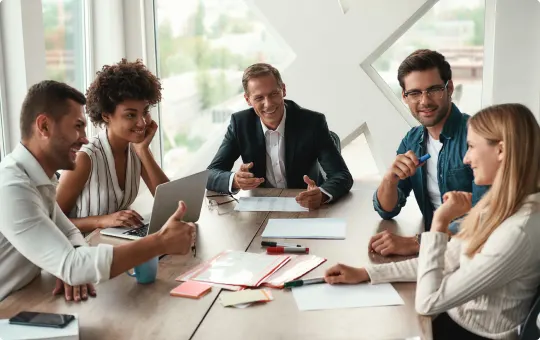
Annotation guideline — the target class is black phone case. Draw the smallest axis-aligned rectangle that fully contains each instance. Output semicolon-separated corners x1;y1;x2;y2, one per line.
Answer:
9;315;74;329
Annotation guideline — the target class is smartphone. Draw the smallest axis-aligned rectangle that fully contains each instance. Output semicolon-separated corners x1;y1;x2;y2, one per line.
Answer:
9;311;75;329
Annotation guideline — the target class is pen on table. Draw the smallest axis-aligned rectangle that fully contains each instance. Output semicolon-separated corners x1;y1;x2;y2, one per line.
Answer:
261;241;302;247
284;277;325;288
266;246;309;254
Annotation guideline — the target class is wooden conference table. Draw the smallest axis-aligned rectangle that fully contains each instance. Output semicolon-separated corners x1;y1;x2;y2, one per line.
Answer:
0;183;431;340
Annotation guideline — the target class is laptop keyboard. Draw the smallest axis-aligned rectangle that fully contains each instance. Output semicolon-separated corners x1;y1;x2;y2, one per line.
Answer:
124;224;149;237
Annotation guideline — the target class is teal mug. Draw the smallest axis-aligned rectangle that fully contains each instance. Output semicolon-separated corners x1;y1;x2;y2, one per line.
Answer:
127;257;159;284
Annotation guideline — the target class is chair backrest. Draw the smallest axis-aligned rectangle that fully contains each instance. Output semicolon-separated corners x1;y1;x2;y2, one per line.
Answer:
329;131;341;152
519;287;540;340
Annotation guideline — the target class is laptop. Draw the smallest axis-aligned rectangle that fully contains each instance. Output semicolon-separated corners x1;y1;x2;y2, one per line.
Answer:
100;170;209;240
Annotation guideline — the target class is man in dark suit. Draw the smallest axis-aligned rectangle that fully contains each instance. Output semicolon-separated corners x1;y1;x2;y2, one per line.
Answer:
207;63;353;209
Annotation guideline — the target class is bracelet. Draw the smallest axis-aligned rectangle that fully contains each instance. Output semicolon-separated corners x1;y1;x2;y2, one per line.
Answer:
414;233;422;245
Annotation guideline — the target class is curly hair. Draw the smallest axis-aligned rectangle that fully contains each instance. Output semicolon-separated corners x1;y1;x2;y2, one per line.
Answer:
85;59;162;126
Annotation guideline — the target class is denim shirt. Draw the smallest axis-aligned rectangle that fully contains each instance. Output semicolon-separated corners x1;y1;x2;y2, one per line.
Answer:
373;103;490;231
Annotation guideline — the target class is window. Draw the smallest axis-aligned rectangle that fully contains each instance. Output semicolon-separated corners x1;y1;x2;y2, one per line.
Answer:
373;0;485;115
154;0;295;178
0;88;4;161
342;133;379;181
0;44;5;161
42;0;88;92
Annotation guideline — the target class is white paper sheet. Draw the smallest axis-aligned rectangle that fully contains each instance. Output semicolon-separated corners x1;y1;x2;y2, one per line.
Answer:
261;218;346;239
292;283;404;311
234;197;308;212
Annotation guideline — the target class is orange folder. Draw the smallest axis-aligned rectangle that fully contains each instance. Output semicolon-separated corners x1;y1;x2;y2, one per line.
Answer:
170;281;212;299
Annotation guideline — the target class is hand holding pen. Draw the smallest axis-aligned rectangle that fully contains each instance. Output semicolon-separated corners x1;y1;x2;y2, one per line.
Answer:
387;152;430;182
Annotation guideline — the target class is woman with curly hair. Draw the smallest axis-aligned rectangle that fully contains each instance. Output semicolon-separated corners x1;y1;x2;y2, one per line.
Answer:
56;59;169;233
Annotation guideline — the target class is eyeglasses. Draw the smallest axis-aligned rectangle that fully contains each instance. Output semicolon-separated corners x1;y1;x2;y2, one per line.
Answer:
206;194;238;210
404;81;449;103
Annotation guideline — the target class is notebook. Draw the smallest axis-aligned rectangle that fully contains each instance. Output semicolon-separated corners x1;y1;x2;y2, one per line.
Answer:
170;281;212;299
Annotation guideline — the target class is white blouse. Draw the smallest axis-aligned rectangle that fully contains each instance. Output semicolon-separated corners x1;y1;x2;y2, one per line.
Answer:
366;193;540;339
69;130;141;218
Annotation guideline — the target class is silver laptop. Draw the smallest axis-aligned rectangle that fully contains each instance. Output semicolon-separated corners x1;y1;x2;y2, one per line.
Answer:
100;170;209;240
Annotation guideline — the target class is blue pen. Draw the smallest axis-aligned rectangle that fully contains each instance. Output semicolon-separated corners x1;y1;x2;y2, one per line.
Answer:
393;153;430;179
418;154;431;164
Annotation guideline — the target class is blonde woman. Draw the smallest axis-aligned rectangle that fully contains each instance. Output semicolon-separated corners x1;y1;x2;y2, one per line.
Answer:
325;103;540;340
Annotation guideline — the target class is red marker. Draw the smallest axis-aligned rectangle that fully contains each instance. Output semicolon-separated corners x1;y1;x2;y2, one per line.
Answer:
266;247;309;254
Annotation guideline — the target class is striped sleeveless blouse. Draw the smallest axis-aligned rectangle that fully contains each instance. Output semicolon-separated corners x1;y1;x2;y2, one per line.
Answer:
69;130;142;218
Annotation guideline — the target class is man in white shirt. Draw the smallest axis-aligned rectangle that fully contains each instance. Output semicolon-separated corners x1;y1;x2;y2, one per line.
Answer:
206;63;353;209
0;80;195;301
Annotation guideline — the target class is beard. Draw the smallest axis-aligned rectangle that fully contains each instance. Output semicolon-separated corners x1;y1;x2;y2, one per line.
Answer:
54;148;76;171
49;137;77;171
413;101;451;127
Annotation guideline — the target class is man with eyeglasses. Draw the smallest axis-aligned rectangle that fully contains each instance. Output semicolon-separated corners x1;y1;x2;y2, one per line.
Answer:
370;49;489;257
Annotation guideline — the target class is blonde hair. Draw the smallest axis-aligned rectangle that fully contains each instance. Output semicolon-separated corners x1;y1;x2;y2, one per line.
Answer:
458;103;540;257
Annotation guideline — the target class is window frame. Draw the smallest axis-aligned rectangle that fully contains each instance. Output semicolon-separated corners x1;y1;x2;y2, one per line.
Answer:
363;0;487;125
0;30;8;160
82;0;95;138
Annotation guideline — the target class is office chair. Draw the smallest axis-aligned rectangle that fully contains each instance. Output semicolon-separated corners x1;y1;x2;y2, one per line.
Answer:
310;131;341;185
519;287;540;340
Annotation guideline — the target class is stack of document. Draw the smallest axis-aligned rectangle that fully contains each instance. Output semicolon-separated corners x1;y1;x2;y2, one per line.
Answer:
262;255;326;288
176;251;326;290
175;250;290;287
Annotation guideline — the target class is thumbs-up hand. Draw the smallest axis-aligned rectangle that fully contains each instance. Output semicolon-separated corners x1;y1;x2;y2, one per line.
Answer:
157;201;197;255
295;175;325;210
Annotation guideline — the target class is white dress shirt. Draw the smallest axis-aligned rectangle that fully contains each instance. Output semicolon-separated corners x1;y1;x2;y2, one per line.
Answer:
261;108;288;188
0;144;114;301
228;107;332;201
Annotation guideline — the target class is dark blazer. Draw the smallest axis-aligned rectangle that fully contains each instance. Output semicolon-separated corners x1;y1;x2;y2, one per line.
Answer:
206;100;353;201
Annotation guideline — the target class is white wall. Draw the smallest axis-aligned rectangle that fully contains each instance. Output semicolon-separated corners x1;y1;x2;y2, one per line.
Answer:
251;0;540;173
483;0;540;120
250;0;430;172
